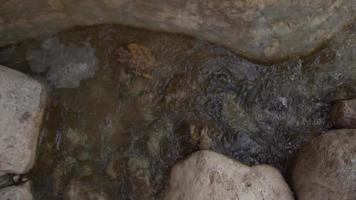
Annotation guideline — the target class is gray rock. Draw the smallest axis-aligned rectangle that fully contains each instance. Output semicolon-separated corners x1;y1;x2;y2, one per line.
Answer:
163;150;294;200
0;0;355;62
27;38;98;88
0;184;33;200
293;129;356;200
0;65;47;174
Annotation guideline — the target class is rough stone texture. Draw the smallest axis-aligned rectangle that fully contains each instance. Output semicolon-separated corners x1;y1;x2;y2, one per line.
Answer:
0;0;355;62
329;99;356;128
0;65;46;174
292;129;356;200
0;184;33;200
163;150;294;200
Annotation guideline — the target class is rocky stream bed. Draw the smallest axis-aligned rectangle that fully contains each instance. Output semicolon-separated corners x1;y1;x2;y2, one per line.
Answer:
0;18;355;200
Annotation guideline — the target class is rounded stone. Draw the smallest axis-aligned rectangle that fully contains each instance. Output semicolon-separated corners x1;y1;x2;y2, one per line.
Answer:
163;150;294;200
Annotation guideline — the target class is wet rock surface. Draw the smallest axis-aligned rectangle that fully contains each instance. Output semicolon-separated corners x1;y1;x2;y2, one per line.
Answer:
329;98;356;128
163;150;294;200
0;0;355;62
0;65;46;174
292;129;356;200
0;23;355;199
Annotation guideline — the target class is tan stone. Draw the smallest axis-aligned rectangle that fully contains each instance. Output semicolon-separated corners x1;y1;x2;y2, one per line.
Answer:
163;150;294;200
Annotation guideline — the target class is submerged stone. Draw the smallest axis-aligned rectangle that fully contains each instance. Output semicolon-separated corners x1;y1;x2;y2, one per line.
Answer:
292;129;356;200
329;98;356;128
27;38;98;88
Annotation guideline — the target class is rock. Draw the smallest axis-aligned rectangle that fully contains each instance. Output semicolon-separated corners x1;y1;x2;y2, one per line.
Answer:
27;38;98;88
0;65;47;174
292;129;356;200
0;0;355;62
163;150;294;200
0;184;33;200
329;99;356;128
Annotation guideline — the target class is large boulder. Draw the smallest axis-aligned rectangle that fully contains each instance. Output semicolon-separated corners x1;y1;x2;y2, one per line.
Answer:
0;65;47;174
292;129;356;200
163;150;294;200
0;184;33;200
0;0;355;62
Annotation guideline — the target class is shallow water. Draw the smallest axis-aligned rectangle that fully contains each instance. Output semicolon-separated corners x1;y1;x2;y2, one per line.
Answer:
0;23;355;199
